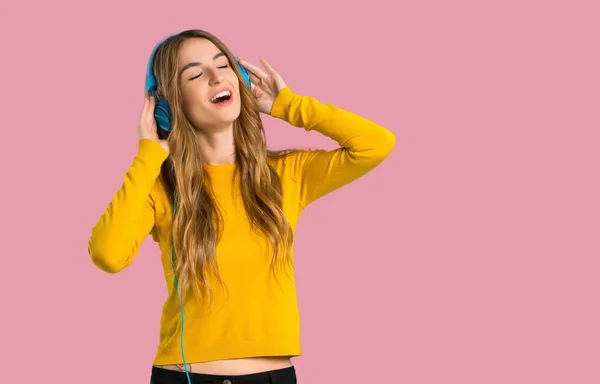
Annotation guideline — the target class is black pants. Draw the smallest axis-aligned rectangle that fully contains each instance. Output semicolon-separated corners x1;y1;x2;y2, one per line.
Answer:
150;366;297;384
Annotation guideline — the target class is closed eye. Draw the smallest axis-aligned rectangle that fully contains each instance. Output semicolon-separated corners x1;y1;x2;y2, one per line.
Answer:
189;65;229;81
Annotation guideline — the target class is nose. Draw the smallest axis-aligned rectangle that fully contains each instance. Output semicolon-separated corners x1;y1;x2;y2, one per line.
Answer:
207;67;224;85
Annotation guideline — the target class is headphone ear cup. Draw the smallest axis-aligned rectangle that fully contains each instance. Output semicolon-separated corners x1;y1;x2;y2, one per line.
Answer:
234;57;252;89
154;99;172;133
239;65;252;89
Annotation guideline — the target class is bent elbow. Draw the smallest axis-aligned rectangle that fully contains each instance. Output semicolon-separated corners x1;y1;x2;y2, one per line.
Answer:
381;129;396;157
371;128;396;162
88;238;128;274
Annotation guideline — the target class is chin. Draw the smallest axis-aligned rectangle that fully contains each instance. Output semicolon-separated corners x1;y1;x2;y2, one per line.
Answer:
221;110;241;124
193;105;241;129
223;103;242;122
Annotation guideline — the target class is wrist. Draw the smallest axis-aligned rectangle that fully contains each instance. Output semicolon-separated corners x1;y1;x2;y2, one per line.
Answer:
269;86;295;120
139;138;169;159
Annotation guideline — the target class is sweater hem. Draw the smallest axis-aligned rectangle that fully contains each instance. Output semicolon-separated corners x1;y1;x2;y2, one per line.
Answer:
152;338;302;366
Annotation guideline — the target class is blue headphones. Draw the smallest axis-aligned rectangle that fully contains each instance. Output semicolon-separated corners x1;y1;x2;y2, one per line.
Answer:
145;33;253;134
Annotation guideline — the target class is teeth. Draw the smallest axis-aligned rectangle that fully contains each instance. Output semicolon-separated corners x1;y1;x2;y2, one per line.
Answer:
211;90;231;102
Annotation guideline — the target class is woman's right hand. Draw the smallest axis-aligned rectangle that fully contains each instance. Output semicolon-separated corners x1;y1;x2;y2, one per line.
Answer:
137;95;169;154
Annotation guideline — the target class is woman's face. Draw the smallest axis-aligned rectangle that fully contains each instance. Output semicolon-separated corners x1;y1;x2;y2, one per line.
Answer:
177;37;241;133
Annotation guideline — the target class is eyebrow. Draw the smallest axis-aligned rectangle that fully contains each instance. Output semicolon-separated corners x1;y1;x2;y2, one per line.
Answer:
179;52;226;76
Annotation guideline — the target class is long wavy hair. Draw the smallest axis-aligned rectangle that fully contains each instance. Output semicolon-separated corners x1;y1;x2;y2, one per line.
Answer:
150;29;293;305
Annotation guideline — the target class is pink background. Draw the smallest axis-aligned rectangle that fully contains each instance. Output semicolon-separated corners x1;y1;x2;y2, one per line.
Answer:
2;0;599;383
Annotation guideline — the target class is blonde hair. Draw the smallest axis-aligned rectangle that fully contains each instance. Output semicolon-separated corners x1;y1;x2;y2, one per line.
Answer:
151;29;293;305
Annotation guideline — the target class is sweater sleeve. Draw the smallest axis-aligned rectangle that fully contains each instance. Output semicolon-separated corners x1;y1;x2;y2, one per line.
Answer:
269;87;396;207
88;139;169;273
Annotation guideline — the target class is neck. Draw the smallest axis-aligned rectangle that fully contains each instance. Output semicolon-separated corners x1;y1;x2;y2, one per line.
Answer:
195;127;236;165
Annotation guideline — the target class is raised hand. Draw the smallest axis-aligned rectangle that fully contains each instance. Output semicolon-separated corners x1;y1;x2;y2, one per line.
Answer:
137;94;169;154
238;57;287;115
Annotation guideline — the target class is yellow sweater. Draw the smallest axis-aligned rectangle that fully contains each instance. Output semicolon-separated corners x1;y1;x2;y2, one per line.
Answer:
88;86;395;365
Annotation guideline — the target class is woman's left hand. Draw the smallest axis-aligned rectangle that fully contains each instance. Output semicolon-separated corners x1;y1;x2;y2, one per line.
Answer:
238;57;287;115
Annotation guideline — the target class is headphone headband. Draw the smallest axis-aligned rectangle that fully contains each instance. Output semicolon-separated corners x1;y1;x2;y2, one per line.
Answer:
145;35;167;96
145;32;251;96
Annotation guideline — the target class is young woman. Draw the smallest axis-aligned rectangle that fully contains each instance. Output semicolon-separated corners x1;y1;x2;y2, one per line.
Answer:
88;29;395;384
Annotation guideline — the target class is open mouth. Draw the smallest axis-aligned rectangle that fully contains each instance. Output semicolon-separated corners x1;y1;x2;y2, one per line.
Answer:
210;90;232;104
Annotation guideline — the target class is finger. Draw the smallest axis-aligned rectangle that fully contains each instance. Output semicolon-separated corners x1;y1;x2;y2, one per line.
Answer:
258;57;277;76
144;95;155;117
248;72;269;93
248;80;266;97
247;71;263;86
249;79;261;93
141;95;150;116
238;58;269;81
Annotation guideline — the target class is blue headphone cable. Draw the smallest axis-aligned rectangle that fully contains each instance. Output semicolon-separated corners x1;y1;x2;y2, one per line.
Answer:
169;194;191;384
